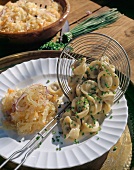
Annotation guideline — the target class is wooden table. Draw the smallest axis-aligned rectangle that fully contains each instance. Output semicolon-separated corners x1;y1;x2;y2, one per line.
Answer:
0;0;133;169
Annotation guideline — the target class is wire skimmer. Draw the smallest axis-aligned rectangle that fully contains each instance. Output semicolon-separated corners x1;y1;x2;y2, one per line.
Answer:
57;32;130;103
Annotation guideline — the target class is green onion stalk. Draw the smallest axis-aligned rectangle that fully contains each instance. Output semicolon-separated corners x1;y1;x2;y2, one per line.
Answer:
39;8;121;50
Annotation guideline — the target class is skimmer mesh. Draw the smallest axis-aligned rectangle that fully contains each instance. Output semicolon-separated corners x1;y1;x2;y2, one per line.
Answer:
57;33;130;103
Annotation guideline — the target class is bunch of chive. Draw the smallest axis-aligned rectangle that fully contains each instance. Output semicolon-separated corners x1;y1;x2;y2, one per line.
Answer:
62;8;121;43
39;8;121;50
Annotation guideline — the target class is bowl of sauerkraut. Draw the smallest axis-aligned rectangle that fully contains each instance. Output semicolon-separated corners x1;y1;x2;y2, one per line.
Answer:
0;0;70;44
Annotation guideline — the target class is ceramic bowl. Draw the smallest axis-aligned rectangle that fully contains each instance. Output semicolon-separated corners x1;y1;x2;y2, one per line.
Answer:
0;0;70;44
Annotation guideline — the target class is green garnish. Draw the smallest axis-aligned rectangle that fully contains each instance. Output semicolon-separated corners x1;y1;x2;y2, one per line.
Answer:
52;131;56;134
52;138;55;142
113;146;117;151
109;116;113;119
105;83;109;88
36;136;40;140
96;137;99;140
74;139;79;144
46;80;50;84
82;132;85;136
62;8;121;43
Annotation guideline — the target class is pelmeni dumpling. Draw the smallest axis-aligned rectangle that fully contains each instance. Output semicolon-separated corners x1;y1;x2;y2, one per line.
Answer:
98;71;113;91
80;80;99;95
60;115;81;139
86;60;101;79
98;90;115;105
76;83;82;97
100;102;111;115
101;56;115;72
71;58;87;75
81;115;100;133
100;56;110;63
71;96;89;119
48;82;63;97
86;94;102;115
111;73;119;91
68;75;82;88
68;88;76;101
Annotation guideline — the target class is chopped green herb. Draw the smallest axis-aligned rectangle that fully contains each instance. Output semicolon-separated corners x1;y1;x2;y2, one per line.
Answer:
58;104;61;108
96;137;99;140
74;139;79;144
56;148;59;151
52;131;56;134
105;83;109;88
109;116;113;119
59;131;63;134
56;139;60;142
46;80;50;84
113;146;117;151
82;132;85;136
64;134;66;139
52;138;55;142
36;136;40;140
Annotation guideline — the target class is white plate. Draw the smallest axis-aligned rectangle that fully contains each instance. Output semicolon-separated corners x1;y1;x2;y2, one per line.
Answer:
0;58;128;169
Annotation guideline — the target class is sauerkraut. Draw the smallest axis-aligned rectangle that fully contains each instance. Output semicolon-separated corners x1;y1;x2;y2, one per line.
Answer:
1;83;63;135
0;0;63;33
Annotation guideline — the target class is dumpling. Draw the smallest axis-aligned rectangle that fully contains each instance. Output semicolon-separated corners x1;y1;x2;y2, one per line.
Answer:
71;96;89;119
80;80;99;95
60;115;81;139
71;58;87;75
100;56;110;63
47;82;63;97
100;56;115;72
98;90;115;105
76;83;82;97
110;73;119;91
99;102;111;115
68;75;82;88
86;60;101;79
86;94;102;115
97;71;113;91
81;115;100;133
68;88;76;101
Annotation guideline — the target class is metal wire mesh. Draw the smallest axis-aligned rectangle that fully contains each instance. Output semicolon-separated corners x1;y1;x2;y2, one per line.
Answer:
57;33;130;103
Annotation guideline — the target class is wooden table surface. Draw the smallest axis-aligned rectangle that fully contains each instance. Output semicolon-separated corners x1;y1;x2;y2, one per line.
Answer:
0;0;133;170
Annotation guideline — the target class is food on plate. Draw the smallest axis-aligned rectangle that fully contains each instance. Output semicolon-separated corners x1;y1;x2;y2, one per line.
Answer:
0;0;63;33
60;56;119;139
1;83;63;135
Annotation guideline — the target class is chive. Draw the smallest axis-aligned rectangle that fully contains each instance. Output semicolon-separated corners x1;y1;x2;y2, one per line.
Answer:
56;148;59;151
46;80;50;84
74;139;79;144
109;116;113;119
52;131;56;134
96;137;99;140
82;132;85;136
62;9;121;43
105;83;109;88
52;138;55;142
64;134;66;139
36;136;40;140
56;139;60;142
76;115;79;119
59;131;63;134
113;146;117;151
